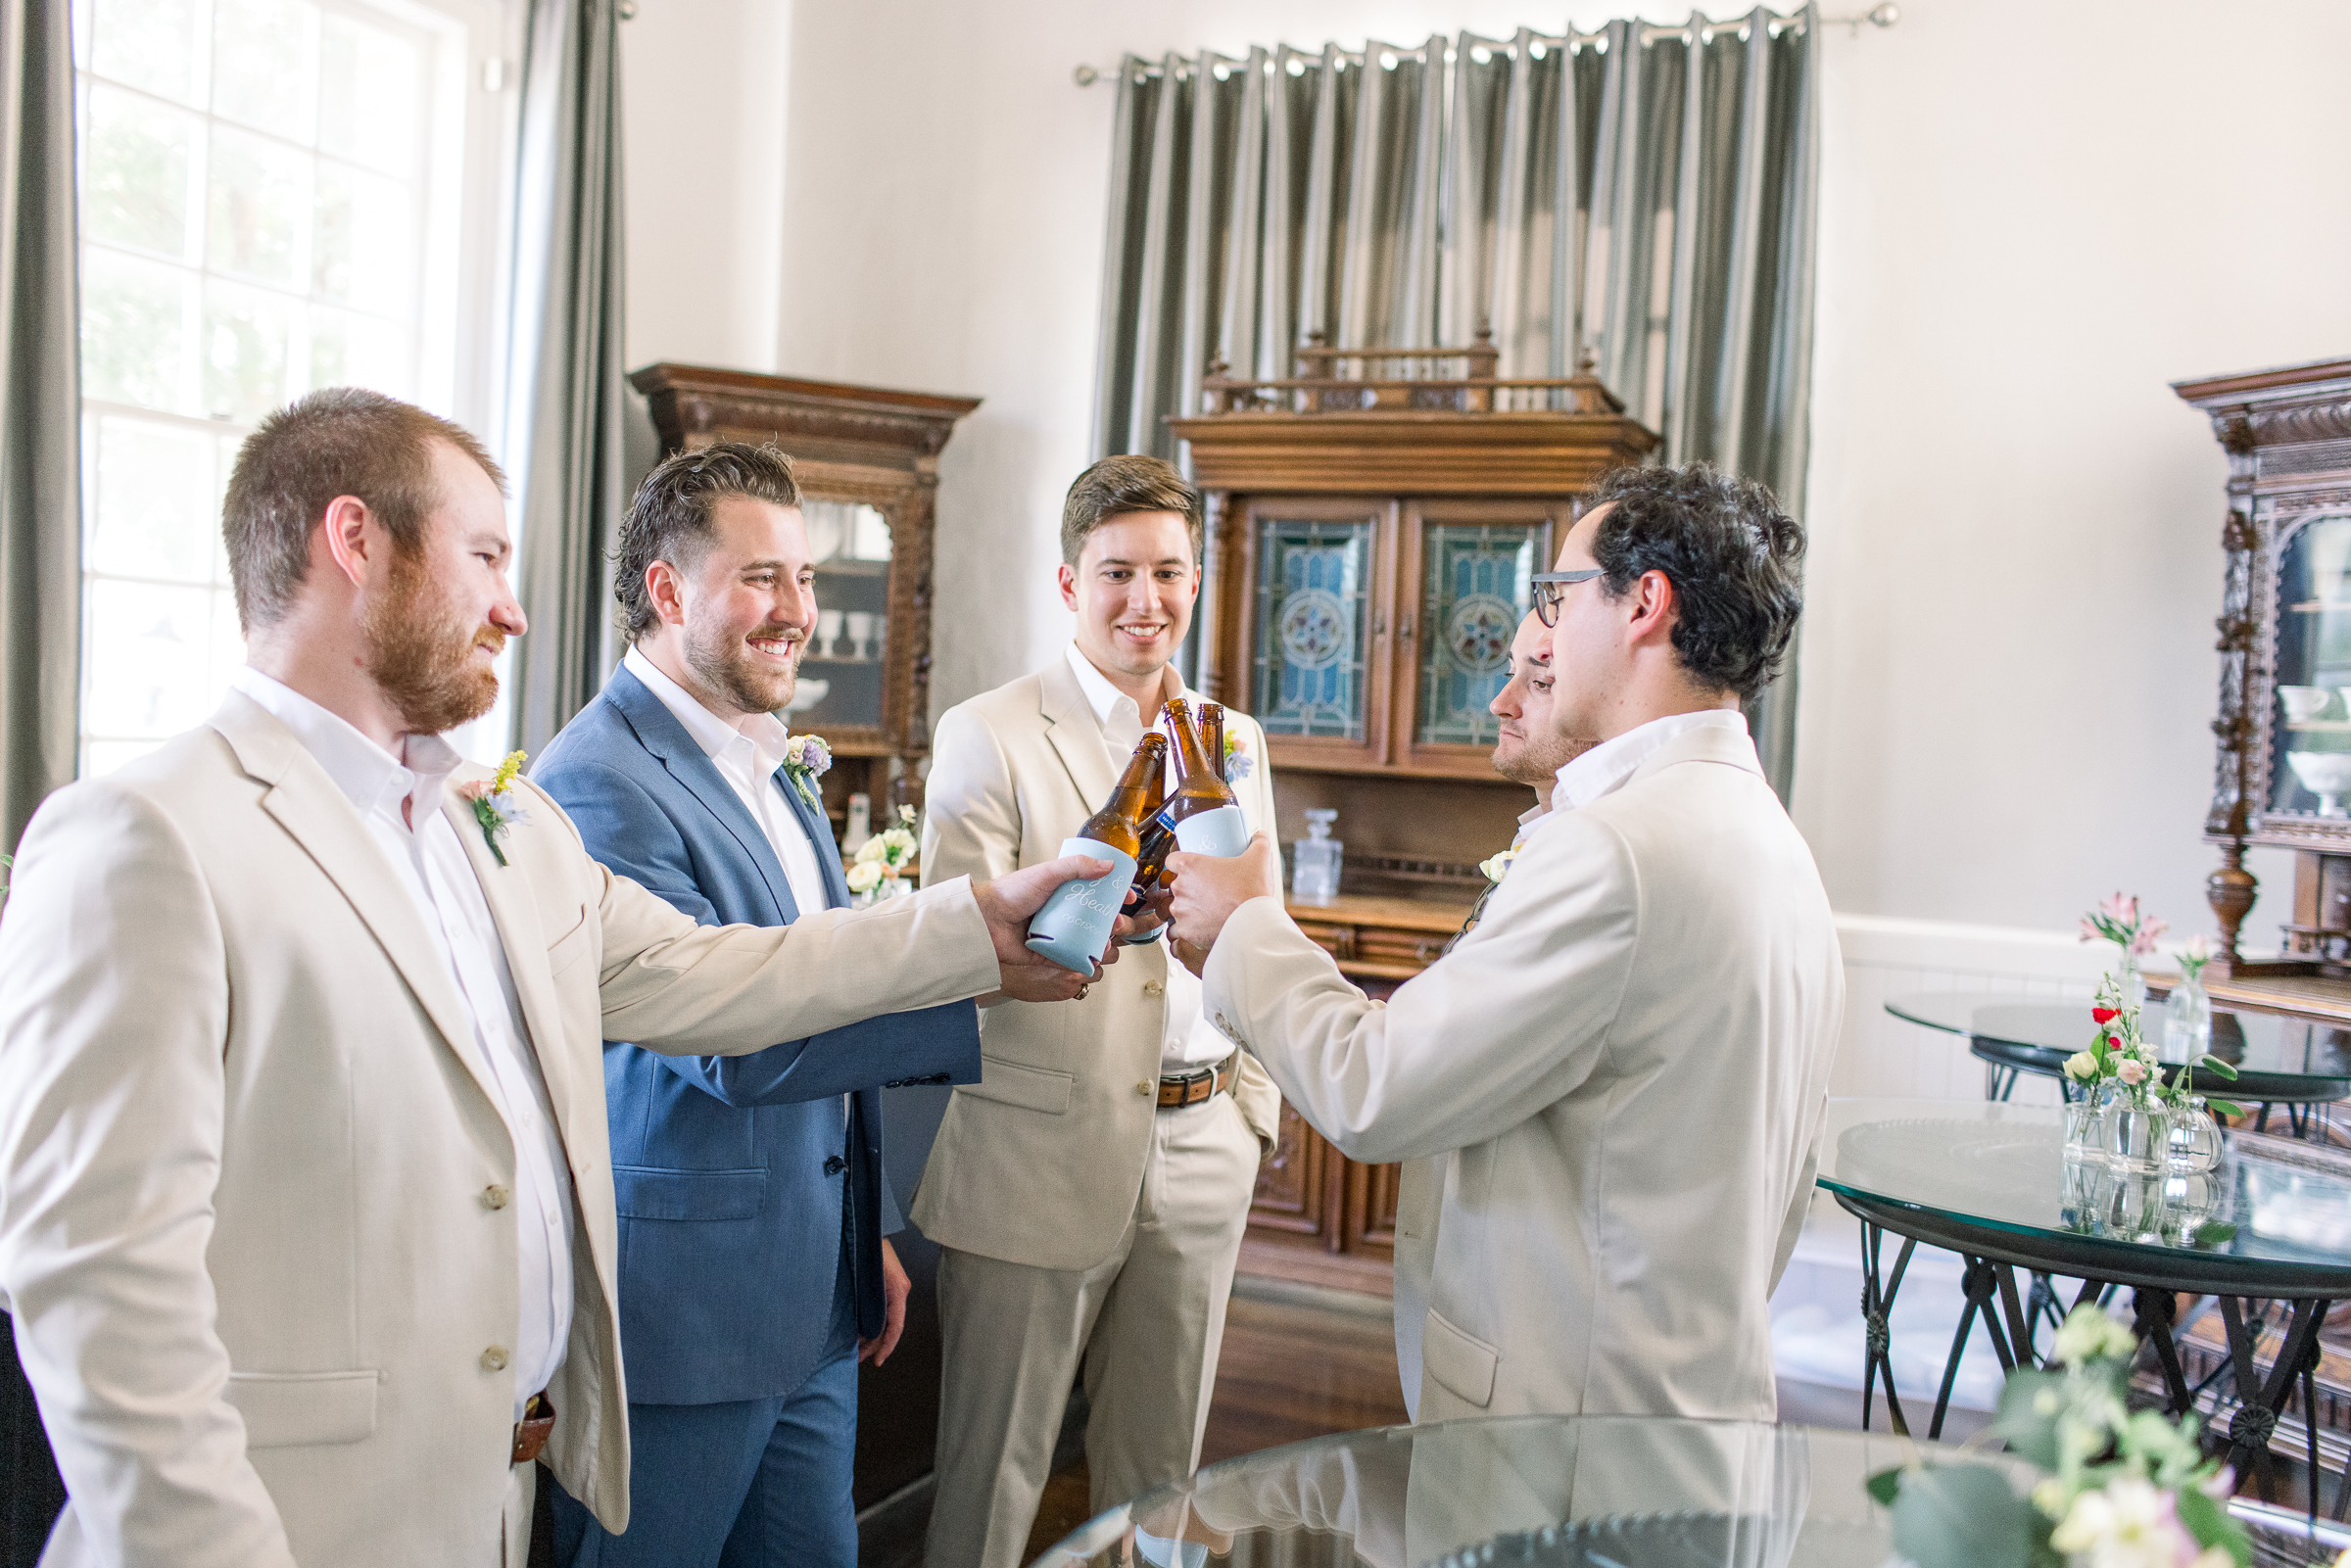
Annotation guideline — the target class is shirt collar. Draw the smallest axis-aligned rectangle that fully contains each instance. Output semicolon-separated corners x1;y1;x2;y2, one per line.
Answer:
1554;708;1748;812
229;666;460;825
1064;642;1185;731
624;645;791;765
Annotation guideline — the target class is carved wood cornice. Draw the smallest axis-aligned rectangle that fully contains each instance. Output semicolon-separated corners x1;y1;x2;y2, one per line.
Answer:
630;363;982;470
1170;411;1658;497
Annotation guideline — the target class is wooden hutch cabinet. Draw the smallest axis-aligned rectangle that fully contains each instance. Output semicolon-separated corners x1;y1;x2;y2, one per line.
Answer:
2179;356;2351;1022
1170;344;1656;1292
630;362;980;837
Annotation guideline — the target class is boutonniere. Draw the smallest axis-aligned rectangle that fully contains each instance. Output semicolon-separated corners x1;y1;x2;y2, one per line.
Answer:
781;734;832;808
458;751;531;867
1478;846;1520;883
1223;729;1254;782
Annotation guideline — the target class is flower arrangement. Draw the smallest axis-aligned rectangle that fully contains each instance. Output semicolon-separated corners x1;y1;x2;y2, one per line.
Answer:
457;750;531;867
781;734;833;808
2082;892;2167;963
1867;1305;2251;1568
2176;933;2214;987
2063;976;2241;1116
846;806;919;898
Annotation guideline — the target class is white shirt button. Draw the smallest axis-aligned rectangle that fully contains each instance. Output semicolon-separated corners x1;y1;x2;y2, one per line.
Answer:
482;1346;510;1372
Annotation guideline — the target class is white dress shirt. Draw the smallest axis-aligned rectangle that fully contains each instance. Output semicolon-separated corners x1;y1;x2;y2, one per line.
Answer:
1553;707;1750;812
623;646;831;921
226;667;572;1420
1064;644;1231;1070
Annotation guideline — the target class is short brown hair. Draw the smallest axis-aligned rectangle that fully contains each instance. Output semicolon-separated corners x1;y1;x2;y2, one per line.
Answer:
223;387;505;632
614;442;803;643
1060;455;1201;567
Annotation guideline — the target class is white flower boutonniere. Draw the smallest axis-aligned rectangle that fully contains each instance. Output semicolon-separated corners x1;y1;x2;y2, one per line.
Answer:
1478;846;1520;883
1223;729;1255;783
458;750;531;867
781;734;832;808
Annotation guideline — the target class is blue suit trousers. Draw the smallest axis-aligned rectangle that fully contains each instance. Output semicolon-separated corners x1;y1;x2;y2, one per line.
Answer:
552;1264;861;1568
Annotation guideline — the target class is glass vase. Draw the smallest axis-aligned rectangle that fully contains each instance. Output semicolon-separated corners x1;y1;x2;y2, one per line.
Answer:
2160;974;2211;1066
2102;1093;2171;1174
2165;1096;2223;1173
2062;1083;2111;1167
2119;957;2147;1014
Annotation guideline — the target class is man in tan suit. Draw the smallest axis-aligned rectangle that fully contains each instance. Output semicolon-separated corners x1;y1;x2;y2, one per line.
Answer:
1169;463;1842;1425
916;456;1278;1568
0;390;1111;1568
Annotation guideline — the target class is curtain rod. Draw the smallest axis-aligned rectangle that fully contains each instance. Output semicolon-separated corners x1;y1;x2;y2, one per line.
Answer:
1070;4;1893;87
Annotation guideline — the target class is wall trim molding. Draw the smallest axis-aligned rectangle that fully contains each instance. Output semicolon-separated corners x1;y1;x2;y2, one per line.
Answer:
1835;912;2110;983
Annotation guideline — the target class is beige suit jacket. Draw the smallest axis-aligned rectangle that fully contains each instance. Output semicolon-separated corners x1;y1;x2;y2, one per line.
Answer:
0;691;1000;1568
913;657;1278;1270
1201;724;1842;1423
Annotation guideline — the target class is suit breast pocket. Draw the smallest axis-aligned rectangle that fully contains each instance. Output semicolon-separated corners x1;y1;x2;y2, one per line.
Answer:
545;902;594;978
612;1165;767;1221
227;1369;380;1449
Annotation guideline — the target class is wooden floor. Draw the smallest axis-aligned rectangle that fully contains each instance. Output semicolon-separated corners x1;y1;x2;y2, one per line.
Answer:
1020;1280;1408;1561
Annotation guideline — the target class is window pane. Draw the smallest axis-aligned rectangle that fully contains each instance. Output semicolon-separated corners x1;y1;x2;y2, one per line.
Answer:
310;305;412;397
317;14;420;175
312;162;413;309
85;84;194;258
201;279;295;420
82;248;193;411
207;125;307;287
84;738;169;778
87;0;207;107
211;0;316;143
84;578;224;737
90;414;218;583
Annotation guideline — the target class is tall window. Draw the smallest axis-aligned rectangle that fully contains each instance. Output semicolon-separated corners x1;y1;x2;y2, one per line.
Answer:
72;0;507;777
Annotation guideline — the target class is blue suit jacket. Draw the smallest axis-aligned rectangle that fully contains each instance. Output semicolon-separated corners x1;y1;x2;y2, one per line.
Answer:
534;665;981;1405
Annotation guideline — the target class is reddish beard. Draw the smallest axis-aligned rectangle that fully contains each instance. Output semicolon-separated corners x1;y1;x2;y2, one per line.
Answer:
362;546;504;736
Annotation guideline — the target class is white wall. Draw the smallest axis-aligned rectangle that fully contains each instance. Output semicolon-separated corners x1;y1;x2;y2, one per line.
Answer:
618;0;2351;1012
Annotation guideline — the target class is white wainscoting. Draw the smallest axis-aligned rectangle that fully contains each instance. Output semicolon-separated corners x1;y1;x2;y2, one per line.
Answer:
1828;913;2122;1107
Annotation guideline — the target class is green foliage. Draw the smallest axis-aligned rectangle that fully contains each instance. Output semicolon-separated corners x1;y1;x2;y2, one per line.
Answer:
1880;1462;2047;1568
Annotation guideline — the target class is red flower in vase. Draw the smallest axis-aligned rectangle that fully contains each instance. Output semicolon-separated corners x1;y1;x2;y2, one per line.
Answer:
2091;1006;2119;1024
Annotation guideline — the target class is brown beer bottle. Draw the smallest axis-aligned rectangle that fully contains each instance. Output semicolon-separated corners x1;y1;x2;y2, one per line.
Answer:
1162;698;1250;856
1079;733;1167;859
1198;701;1227;782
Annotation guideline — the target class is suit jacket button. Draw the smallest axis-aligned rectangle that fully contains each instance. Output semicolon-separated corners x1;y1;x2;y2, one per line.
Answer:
482;1185;511;1211
1135;1081;1153;1096
481;1346;510;1372
1142;980;1164;997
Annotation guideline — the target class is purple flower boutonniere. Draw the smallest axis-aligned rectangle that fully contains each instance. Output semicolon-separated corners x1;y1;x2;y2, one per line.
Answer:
458;750;531;867
1223;730;1254;783
782;734;832;808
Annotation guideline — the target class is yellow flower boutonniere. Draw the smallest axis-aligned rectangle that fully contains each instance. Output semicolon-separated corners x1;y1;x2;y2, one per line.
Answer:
458;750;531;867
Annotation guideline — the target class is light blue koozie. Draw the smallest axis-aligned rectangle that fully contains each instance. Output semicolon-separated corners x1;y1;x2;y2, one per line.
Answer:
1171;803;1251;858
1025;836;1138;974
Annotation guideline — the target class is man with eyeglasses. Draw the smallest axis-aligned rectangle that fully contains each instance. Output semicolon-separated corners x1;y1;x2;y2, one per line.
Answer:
1164;463;1843;1425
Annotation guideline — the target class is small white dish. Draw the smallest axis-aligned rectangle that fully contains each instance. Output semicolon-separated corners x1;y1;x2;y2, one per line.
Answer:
784;679;829;715
2280;685;2335;723
2287;750;2351;815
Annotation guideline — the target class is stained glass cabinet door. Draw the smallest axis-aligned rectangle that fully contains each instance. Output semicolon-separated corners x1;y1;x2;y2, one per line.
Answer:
1395;500;1563;774
1241;498;1396;770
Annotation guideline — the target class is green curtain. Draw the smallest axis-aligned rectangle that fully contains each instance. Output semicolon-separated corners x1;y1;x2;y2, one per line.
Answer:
0;0;80;858
506;0;628;758
1091;7;1819;795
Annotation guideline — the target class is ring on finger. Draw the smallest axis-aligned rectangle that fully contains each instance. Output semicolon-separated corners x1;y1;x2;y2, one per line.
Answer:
1076;985;1090;1000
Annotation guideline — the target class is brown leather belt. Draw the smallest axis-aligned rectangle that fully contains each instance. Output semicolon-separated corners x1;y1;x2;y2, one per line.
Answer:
1158;1055;1237;1110
512;1391;555;1464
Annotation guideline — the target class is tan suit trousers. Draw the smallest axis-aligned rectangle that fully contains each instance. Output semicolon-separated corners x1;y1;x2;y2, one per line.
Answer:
925;1091;1261;1568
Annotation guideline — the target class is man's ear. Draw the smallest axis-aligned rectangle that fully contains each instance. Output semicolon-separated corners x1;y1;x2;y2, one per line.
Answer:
1057;560;1080;610
643;558;688;630
319;495;376;589
1627;568;1680;646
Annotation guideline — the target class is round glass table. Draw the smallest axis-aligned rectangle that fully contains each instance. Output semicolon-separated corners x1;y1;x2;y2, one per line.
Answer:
1033;1414;1956;1567
1817;1098;2351;1513
1885;992;2351;1130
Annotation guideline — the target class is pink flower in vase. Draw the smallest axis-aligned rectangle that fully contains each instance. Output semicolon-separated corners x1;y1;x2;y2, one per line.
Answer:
2117;1059;2149;1087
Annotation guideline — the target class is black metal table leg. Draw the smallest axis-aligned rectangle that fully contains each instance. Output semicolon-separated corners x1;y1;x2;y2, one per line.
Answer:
2216;1296;2329;1516
2132;1288;2195;1415
1930;1258;2017;1441
1858;1220;1915;1438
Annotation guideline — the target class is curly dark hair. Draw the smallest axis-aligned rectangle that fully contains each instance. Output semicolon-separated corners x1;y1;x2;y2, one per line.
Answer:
1585;464;1804;701
613;442;802;643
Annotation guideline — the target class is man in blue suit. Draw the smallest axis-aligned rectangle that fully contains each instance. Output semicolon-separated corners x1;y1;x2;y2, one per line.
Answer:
535;443;993;1566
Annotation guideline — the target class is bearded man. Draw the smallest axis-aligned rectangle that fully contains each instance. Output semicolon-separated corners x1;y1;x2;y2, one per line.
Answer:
533;444;983;1568
0;390;1111;1568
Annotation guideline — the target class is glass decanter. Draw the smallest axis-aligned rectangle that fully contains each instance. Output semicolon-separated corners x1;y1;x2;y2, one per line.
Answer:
2164;1095;2223;1174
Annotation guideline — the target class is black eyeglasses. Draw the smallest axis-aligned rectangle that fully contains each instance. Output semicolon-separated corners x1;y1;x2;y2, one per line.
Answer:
1529;569;1604;627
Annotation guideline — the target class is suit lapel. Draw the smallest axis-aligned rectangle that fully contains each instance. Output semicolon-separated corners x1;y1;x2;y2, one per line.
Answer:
1037;656;1120;816
438;785;592;1140
212;691;504;1113
778;769;851;909
608;666;795;923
